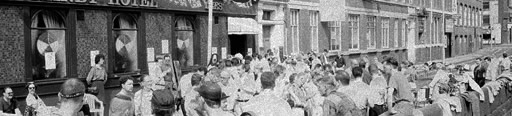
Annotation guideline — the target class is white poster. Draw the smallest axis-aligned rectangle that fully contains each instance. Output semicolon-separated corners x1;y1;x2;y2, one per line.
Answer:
221;47;227;59
45;52;56;70
247;48;252;56
90;50;99;66
147;48;155;62
162;40;169;54
212;47;218;55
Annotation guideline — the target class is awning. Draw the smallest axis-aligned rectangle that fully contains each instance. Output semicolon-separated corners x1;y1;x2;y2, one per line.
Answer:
228;17;261;35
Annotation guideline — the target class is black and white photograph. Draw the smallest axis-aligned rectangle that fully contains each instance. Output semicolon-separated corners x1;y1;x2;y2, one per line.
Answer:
1;0;511;116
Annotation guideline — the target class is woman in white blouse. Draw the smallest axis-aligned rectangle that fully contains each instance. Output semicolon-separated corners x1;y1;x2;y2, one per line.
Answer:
25;82;46;116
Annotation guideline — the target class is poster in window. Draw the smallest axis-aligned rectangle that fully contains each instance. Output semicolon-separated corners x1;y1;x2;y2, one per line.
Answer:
45;52;56;70
247;48;252;56
147;48;155;62
212;47;217;55
90;50;99;66
221;47;227;59
162;40;169;54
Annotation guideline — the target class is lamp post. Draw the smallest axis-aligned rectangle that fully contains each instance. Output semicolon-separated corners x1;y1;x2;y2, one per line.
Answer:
207;0;213;65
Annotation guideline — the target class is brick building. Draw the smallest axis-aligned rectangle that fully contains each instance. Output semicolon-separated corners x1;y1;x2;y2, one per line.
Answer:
319;0;409;63
447;0;483;57
482;0;511;45
0;0;258;114
285;0;320;55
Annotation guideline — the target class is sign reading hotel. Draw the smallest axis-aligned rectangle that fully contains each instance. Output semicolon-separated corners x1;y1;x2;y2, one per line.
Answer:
10;0;258;15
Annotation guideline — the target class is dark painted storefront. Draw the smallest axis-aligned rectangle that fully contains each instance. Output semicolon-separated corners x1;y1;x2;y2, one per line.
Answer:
0;0;257;115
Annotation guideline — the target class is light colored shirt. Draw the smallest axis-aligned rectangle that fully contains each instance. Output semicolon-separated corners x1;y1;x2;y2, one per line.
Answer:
25;94;46;109
134;89;153;116
179;73;194;98
242;90;293;116
342;78;373;110
369;74;387;105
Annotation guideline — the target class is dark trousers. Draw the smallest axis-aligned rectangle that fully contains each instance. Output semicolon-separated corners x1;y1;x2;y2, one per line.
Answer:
369;105;387;116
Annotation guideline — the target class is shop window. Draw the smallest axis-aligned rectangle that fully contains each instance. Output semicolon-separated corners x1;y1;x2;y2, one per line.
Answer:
175;16;195;67
348;14;359;50
31;10;67;80
329;21;341;51
112;13;139;73
367;16;376;49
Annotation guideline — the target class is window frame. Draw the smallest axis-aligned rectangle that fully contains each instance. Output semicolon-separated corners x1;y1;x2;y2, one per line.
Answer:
382;18;390;48
329;21;341;51
348;14;359;50
290;9;300;54
108;12;146;77
28;9;71;81
367;16;377;49
310;11;319;52
394;19;399;48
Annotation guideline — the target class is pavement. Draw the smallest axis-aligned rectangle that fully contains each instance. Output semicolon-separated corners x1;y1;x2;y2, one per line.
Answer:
435;44;512;65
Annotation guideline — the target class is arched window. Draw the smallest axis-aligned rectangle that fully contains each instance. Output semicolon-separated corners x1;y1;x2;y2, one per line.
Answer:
113;13;138;73
175;16;194;67
31;10;67;80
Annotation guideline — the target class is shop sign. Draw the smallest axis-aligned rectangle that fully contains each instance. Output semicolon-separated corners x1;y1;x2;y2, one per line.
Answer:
10;0;258;15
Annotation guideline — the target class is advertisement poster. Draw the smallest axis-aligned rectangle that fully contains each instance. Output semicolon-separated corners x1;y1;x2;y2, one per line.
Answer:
247;48;252;56
212;47;218;55
90;50;99;66
221;47;227;59
45;52;56;70
147;48;155;62
162;40;169;54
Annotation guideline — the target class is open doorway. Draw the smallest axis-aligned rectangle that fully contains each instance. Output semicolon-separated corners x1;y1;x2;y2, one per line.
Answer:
229;35;247;56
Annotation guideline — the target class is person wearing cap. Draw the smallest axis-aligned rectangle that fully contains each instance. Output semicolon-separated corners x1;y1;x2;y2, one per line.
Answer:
238;72;292;116
53;78;86;116
195;81;235;116
0;87;21;116
109;76;135;116
134;75;154;116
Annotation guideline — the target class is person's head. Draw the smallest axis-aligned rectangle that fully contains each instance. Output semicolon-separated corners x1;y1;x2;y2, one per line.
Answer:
316;76;337;96
334;56;345;68
2;87;13;100
322;64;333;74
94;54;105;65
273;65;286;77
476;58;482;65
334;70;350;86
119;76;134;92
220;71;231;85
194;67;207;75
26;82;37;95
241;112;257;116
260;72;276;90
352;67;363;78
359;58;367;68
59;78;86;112
191;74;203;86
350;59;359;68
140;75;153;90
382;56;399;74
368;64;381;75
196;81;228;108
504;53;508;58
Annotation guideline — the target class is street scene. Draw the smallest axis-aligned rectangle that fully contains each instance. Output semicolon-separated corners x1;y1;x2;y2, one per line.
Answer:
1;0;512;116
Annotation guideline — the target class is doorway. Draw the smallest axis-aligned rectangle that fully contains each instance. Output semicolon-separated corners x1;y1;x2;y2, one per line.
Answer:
445;34;452;58
229;35;247;56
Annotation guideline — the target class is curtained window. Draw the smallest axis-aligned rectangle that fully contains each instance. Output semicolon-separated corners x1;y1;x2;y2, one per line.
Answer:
113;13;139;73
175;16;195;67
31;10;67;80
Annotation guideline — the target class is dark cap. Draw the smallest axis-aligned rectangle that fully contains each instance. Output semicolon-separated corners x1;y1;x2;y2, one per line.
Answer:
195;81;229;100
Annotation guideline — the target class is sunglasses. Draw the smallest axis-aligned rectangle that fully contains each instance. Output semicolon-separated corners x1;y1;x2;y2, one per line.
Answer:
6;92;13;96
28;87;35;90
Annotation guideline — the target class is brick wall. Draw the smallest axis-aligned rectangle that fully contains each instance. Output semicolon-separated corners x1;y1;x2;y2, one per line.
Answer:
145;12;173;57
76;10;108;79
0;6;25;84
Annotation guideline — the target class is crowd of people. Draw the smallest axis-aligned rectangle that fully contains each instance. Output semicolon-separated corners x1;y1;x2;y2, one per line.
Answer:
1;50;511;116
